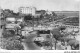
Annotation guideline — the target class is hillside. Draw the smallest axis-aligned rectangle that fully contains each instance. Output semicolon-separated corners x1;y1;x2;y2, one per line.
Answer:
61;16;79;26
54;11;79;17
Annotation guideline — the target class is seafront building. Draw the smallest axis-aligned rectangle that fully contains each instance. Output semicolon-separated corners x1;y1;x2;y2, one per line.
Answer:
19;7;36;16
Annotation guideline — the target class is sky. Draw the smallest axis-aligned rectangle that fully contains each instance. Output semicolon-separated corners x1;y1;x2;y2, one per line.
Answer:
0;0;79;12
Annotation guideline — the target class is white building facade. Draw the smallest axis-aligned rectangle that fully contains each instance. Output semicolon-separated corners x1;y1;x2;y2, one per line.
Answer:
19;7;36;15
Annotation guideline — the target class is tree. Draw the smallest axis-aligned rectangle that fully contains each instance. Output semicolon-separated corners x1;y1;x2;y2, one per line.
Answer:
50;26;66;50
2;30;16;38
3;9;13;17
52;12;57;16
68;39;79;50
51;28;61;50
51;28;64;40
24;15;32;21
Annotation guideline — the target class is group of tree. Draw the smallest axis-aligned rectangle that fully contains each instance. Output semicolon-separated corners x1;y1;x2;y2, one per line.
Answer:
2;9;20;18
1;29;24;50
51;26;79;50
0;38;24;50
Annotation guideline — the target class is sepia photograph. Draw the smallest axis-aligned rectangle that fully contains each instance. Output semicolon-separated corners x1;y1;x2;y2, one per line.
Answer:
0;0;79;50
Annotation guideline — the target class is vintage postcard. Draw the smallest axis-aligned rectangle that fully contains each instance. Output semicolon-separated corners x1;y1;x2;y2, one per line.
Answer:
0;0;79;50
